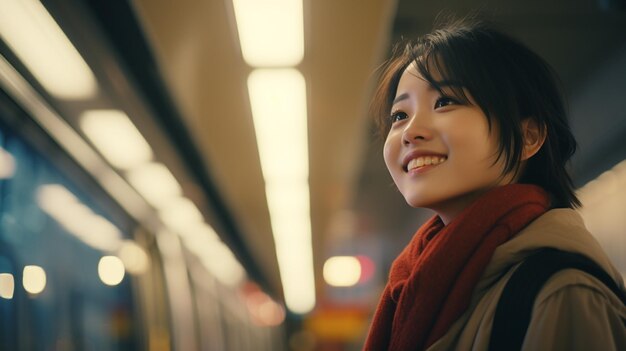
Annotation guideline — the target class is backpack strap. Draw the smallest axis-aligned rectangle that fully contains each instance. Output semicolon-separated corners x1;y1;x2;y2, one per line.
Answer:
489;248;626;351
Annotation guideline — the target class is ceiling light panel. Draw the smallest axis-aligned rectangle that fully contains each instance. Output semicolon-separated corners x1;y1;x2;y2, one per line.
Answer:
158;197;204;234
0;0;97;99
232;0;304;67
80;110;153;170
248;69;308;180
248;68;315;313
126;162;182;209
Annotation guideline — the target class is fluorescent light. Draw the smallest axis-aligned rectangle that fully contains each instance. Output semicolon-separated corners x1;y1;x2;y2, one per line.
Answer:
265;180;310;228
23;265;46;294
179;222;220;242
266;181;315;313
323;256;361;287
276;239;315;313
177;224;238;285
0;0;97;99
126;162;182;209
37;184;123;252
232;0;304;66
80;215;124;252
0;273;14;299
248;69;308;180
248;68;315;313
0;55;151;222
80;110;153;170
199;241;245;286
98;256;125;286
158;197;203;234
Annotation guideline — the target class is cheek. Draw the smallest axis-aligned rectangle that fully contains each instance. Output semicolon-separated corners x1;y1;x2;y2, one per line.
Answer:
382;136;396;172
447;124;493;158
450;132;505;178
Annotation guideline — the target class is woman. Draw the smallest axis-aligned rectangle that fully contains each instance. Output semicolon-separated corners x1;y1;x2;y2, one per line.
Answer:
364;19;626;350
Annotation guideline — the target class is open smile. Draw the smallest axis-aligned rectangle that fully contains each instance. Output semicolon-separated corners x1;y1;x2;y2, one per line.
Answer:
404;155;447;173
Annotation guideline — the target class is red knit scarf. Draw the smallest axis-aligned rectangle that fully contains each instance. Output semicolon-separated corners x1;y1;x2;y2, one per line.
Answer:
363;184;550;351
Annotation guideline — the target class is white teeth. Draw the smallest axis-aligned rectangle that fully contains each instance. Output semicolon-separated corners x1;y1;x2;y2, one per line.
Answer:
407;156;447;171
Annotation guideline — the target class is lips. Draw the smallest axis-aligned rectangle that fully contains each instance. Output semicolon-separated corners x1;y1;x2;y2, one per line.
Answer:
402;151;448;172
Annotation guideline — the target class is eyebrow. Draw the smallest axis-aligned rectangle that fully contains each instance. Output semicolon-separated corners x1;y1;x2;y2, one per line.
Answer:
392;93;409;105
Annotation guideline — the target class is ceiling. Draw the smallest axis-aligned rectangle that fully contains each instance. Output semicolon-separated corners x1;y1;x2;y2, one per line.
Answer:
129;0;396;299
127;0;626;304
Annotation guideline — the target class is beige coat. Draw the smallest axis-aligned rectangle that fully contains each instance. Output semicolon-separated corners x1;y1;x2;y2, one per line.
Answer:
428;209;626;351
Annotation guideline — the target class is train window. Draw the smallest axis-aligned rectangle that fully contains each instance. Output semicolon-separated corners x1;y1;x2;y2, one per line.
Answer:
0;121;141;350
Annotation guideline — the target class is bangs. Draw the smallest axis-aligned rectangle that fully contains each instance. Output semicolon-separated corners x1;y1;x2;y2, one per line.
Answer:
373;39;489;136
412;51;473;111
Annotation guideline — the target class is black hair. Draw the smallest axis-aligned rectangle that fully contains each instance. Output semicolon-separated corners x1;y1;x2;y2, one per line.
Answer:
372;19;580;208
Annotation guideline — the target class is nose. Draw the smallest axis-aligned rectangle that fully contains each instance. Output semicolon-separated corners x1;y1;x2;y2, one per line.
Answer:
401;114;432;145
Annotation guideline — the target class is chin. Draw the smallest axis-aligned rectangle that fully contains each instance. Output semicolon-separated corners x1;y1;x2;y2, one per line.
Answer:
403;193;437;209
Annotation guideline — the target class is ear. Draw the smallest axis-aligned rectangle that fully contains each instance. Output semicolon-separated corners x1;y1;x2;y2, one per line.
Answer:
521;118;546;161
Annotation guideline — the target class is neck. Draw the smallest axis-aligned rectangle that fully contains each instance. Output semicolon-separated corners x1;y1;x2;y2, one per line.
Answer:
431;187;495;225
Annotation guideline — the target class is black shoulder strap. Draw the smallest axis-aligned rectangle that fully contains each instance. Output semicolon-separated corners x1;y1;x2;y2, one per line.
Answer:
489;248;626;351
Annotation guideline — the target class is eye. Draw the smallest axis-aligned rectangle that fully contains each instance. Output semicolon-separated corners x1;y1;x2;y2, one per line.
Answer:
389;110;408;123
434;96;459;109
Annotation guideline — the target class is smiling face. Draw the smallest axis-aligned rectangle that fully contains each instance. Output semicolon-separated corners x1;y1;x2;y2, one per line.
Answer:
383;64;515;224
